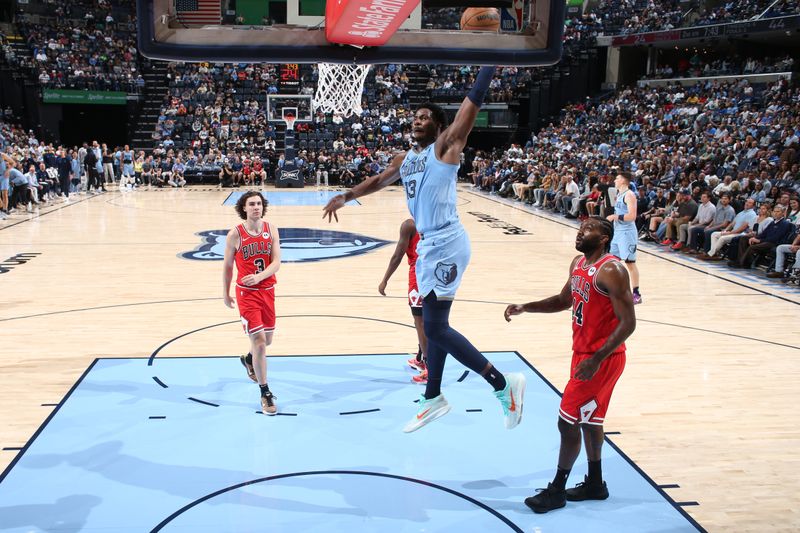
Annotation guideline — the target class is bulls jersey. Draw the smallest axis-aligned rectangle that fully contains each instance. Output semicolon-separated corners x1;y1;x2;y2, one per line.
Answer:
570;254;625;354
406;231;420;272
235;220;276;290
399;143;461;236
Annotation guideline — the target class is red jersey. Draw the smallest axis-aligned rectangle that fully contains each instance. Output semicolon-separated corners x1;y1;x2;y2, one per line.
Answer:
570;254;625;354
406;231;420;273
235;220;276;290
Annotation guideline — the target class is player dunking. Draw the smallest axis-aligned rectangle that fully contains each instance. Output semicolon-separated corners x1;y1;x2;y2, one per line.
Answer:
378;218;428;383
504;217;636;513
608;172;642;304
223;191;282;415
323;66;526;433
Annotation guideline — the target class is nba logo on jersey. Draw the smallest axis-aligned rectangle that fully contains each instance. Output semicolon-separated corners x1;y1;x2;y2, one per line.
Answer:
435;262;458;286
262;232;270;239
588;267;597;276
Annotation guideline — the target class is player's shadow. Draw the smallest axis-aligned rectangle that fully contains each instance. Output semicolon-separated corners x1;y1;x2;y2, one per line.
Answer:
0;494;102;533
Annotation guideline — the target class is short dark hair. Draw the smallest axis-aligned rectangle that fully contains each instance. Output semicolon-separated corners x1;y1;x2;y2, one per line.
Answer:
416;102;448;132
591;216;614;252
235;191;267;220
617;171;632;182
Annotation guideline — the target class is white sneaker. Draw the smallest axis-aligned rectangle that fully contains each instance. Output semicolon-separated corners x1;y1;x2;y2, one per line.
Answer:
403;394;451;433
494;373;526;429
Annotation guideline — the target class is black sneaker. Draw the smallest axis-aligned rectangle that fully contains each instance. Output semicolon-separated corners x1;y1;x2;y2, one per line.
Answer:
524;483;566;514
565;476;609;501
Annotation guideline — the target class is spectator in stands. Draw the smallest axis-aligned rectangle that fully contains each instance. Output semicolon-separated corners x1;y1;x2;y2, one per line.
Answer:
767;229;800;279
661;189;698;246
728;205;795;269
701;198;758;261
685;193;736;254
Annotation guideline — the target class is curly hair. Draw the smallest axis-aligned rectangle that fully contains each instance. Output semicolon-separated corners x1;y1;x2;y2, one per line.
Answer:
591;216;614;252
416;102;449;133
235;191;267;220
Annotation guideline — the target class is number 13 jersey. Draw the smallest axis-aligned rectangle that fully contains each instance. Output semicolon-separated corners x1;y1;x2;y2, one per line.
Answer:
570;254;625;354
399;143;461;236
235;220;276;290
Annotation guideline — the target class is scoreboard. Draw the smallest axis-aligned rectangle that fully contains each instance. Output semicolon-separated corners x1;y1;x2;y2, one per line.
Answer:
278;64;301;94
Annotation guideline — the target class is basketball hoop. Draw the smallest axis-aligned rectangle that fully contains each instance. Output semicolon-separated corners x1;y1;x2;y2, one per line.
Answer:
313;63;371;118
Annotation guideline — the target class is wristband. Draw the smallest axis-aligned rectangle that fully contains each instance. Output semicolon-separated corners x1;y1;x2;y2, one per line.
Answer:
467;66;495;107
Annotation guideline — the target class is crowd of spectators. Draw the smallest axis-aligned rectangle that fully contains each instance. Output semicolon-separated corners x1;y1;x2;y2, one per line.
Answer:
591;0;799;35
148;62;418;185
469;77;800;281
647;54;796;80
7;0;143;93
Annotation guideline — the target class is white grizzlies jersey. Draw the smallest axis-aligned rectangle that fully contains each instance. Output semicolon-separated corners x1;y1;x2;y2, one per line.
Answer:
399;143;461;236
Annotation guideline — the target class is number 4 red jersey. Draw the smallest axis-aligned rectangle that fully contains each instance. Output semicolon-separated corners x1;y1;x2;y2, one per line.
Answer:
570;254;625;354
235;220;276;290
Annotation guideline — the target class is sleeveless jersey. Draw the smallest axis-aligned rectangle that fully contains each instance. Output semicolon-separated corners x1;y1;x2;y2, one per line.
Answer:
613;189;637;233
399;143;461;236
570;254;625;354
235;220;276;290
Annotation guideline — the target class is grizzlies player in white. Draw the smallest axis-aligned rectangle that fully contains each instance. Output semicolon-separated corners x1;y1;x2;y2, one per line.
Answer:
324;66;526;433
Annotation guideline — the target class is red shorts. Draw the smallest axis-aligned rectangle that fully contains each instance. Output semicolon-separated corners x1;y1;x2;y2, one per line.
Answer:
236;286;276;336
559;351;625;426
408;269;422;309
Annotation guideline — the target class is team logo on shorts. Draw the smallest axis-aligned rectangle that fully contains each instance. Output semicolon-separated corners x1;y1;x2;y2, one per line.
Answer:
181;228;390;262
434;262;458;286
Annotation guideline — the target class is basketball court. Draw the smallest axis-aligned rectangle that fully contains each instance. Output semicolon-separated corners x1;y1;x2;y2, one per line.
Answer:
1;186;797;531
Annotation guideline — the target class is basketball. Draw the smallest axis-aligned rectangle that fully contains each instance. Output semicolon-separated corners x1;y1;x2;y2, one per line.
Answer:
460;8;501;32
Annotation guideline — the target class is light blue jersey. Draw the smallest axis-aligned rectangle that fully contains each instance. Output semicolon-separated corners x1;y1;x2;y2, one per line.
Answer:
399;143;468;299
611;188;637;261
399;143;460;236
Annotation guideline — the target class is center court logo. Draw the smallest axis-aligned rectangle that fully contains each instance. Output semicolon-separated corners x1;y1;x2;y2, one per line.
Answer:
180;228;390;263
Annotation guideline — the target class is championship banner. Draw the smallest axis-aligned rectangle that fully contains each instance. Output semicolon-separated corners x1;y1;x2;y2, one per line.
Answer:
42;89;128;105
325;0;421;46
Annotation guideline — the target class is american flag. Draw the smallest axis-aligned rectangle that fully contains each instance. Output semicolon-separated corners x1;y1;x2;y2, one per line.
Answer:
175;0;221;25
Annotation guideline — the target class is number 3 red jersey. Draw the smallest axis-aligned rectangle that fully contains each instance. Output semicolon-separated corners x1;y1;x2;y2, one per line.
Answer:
235;220;276;290
570;254;625;354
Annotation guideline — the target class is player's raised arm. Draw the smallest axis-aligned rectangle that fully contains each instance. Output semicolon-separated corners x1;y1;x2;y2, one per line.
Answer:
322;152;405;223
436;66;496;164
222;228;239;308
504;256;580;321
379;219;415;295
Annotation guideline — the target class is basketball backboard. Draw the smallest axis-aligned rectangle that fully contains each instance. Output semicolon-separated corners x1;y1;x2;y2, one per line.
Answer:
137;0;564;66
266;95;313;122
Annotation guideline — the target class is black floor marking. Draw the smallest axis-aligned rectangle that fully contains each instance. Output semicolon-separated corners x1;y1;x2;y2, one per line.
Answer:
457;370;470;382
605;431;621;435
0;193;103;232
512;350;706;532
339;408;381;416
149;416;166;420
676;502;700;507
471;189;800;307
413;398;420;403
148;315;416;366
187;397;219;407
0;358;99;484
254;411;298;416
152;376;168;388
40;403;59;407
2;447;22;451
151;470;522;533
7;294;795;353
659;484;681;489
466;409;482;413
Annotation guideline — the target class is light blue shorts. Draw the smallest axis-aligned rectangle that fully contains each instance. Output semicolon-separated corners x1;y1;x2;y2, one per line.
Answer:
415;225;471;300
0;177;8;191
610;227;638;262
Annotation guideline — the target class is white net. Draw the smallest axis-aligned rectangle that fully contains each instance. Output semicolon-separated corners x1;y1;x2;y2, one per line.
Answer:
313;63;371;118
